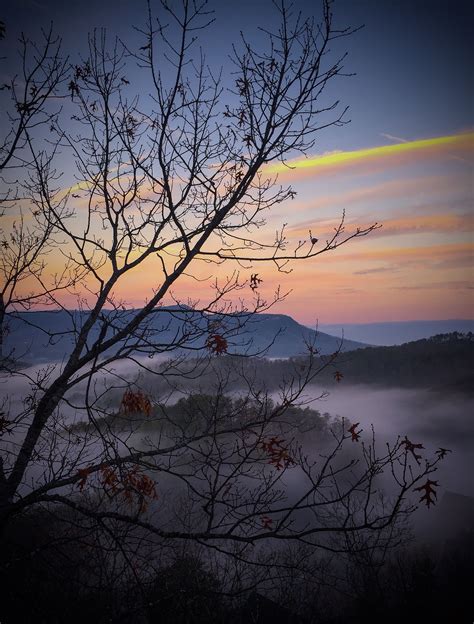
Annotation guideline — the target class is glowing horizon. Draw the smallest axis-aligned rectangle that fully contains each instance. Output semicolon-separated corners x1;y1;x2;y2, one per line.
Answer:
9;134;474;325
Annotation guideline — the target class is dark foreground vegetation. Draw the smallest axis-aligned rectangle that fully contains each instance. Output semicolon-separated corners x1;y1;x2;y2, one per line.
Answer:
1;508;472;623
2;391;472;623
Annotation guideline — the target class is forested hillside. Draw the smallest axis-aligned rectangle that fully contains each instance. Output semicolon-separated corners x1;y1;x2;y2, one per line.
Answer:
328;332;473;392
112;332;474;399
143;333;473;394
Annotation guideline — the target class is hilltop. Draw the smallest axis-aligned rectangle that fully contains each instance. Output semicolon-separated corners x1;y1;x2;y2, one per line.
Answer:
2;308;367;365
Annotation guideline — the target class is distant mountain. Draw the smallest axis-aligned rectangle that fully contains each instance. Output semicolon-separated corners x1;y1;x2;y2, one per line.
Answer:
319;319;474;346
229;313;366;357
2;309;367;365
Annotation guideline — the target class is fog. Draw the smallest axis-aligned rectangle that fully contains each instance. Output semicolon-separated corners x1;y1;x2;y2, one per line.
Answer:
2;360;473;534
305;384;474;497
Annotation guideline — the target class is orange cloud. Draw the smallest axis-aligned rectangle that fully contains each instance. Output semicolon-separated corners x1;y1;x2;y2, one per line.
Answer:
333;242;474;265
274;170;472;218
288;212;473;242
265;250;474;324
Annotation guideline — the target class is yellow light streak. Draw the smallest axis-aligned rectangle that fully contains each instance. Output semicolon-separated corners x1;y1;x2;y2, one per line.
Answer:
264;132;474;175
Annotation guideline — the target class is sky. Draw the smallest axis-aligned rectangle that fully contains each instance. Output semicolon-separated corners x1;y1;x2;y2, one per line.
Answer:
1;0;473;324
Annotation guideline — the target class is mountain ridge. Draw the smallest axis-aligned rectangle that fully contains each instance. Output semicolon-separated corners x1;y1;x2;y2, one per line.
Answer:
2;308;368;365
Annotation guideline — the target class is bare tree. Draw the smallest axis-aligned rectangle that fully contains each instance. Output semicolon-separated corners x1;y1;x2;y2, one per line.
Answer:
0;2;448;615
0;21;68;363
0;23;67;175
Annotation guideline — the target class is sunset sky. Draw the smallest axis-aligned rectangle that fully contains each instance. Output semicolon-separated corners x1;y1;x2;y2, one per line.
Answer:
2;0;473;324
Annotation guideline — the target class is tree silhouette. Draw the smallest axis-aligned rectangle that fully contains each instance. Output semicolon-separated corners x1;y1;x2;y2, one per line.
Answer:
0;1;449;616
0;24;68;363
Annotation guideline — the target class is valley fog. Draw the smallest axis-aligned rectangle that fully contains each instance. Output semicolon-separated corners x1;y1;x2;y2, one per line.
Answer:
2;360;472;499
304;384;474;497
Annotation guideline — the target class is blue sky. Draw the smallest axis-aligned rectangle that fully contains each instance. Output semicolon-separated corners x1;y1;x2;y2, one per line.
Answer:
4;0;472;145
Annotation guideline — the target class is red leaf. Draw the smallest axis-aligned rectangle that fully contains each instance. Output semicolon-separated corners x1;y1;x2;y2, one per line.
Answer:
76;466;93;492
414;479;439;508
348;422;362;442
206;334;228;355
260;436;295;470
99;465;157;513
120;389;152;416
402;436;424;464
